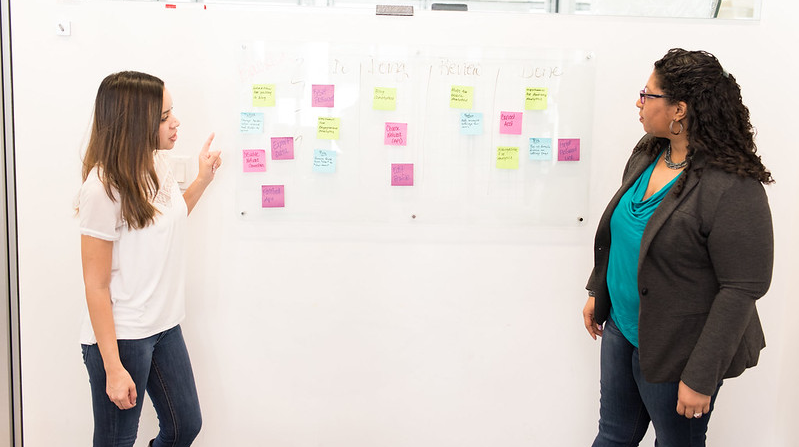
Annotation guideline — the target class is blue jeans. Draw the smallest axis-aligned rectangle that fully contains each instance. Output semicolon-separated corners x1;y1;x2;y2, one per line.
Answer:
82;325;202;447
592;317;721;447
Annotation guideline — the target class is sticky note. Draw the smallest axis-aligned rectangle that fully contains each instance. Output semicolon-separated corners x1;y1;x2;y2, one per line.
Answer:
261;185;285;208
313;149;337;173
450;85;474;109
525;87;548;110
373;87;397;111
529;138;553;160
384;122;408;146
312;84;335;108
496;147;519;169
499;112;523;135
240;112;264;133
391;163;414;186
270;137;294;160
460;112;483;136
252;84;276;107
317;117;341;140
242;149;266;172
558;139;581;161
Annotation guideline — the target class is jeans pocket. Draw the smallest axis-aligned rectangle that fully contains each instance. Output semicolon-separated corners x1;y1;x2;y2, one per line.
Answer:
80;343;95;365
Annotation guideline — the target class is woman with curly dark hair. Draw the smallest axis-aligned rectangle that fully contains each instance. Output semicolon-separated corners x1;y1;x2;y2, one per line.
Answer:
582;48;774;446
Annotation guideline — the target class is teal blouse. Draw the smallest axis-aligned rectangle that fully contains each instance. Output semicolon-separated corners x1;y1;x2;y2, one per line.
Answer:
607;155;681;347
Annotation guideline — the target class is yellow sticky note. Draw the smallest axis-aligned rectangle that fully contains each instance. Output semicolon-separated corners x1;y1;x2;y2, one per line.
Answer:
450;85;474;109
373;87;397;111
317;117;341;140
496;146;519;169
525;87;548;110
253;84;276;107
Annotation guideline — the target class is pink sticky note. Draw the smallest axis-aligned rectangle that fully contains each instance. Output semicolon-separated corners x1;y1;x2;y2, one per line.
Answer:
384;122;408;146
271;137;294;160
242;149;266;172
312;84;335;108
391;163;414;186
499;111;523;135
558;139;581;161
261;185;285;208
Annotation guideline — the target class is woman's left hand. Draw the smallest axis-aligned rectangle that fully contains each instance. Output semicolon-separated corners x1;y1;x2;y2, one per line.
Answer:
197;132;222;184
676;380;711;419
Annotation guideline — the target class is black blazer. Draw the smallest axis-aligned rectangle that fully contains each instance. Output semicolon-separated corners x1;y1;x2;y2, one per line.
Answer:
587;135;773;395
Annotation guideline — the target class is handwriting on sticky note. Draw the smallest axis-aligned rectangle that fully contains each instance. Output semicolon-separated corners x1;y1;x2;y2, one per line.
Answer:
391;163;414;186
384;122;408;146
496;147;519;169
242;150;266;172
317;117;341;140
261;185;285;208
525;87;548;110
252;84;276;107
240;112;264;133
450;85;474;109
270;137;294;160
313;149;337;173
500;112;523;135
373;87;397;111
312;84;335;108
529;138;552;160
558;139;580;161
460;112;483;135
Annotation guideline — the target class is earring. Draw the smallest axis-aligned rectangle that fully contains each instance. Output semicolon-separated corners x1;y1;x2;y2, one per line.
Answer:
669;120;684;136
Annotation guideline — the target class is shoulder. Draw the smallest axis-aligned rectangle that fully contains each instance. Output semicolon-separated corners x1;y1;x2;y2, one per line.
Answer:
80;167;116;202
78;167;121;217
78;167;123;240
693;167;770;225
699;166;767;199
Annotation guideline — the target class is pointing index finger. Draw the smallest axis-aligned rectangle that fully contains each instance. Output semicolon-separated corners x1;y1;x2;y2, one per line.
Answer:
201;132;216;155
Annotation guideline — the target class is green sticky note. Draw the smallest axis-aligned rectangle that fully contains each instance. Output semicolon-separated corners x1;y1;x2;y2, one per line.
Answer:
253;84;276;107
373;87;397;111
317;117;341;140
496;146;519;169
450;85;474;109
525;87;548;110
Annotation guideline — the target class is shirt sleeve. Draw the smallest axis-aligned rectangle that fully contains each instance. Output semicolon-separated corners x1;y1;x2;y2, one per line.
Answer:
680;176;773;394
78;171;122;241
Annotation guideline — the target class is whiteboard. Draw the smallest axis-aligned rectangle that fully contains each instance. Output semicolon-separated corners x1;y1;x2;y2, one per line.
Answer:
234;42;596;226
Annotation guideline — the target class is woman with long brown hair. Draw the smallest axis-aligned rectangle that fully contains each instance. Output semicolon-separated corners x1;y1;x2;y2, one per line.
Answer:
78;71;221;447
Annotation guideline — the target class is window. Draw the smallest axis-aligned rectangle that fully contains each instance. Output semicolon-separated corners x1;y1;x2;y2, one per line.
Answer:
154;0;761;19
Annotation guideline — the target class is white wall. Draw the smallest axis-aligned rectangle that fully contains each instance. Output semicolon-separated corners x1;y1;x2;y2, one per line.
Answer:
10;1;799;446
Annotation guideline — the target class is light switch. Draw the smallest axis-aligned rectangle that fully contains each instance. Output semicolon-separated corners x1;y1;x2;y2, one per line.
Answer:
168;155;191;184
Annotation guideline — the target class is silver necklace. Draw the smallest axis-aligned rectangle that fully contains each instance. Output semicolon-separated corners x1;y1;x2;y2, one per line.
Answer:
664;144;688;170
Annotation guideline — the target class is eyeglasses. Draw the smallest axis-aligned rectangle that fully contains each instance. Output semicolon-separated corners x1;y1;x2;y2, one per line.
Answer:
639;89;669;104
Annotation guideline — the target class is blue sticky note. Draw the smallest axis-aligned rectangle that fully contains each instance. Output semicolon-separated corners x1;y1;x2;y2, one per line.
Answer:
312;149;337;173
460;112;483;136
240;112;264;134
529;138;552;160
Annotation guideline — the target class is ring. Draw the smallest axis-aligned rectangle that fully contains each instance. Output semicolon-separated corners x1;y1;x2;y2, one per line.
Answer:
693;412;702;418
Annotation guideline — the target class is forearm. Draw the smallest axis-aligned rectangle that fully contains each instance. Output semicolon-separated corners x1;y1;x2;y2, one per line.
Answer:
85;288;124;373
183;133;221;215
681;292;758;394
182;177;212;215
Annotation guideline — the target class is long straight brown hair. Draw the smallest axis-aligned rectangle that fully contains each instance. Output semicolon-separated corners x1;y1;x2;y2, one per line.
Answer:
82;71;164;229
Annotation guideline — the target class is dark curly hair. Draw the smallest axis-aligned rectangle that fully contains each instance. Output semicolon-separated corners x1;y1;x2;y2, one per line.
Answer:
641;48;773;193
